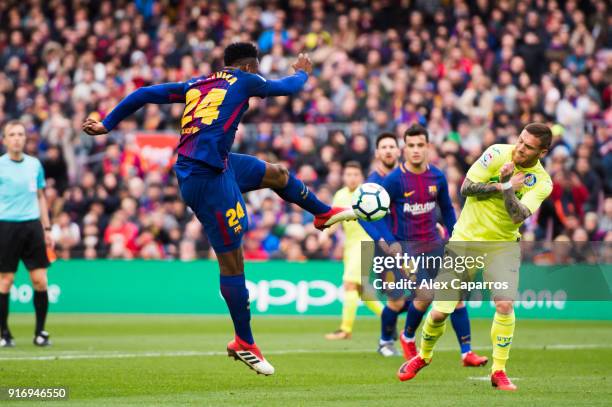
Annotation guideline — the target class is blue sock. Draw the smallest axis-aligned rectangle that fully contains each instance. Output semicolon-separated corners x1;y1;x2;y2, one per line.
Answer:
450;306;471;354
403;301;426;339
220;274;254;345
380;306;399;342
274;173;330;215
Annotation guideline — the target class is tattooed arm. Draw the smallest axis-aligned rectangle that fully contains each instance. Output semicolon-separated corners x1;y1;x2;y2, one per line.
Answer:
502;187;532;224
460;178;501;198
499;162;531;224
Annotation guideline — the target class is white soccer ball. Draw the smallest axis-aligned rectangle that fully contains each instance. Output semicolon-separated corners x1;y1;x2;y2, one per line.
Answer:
351;183;390;221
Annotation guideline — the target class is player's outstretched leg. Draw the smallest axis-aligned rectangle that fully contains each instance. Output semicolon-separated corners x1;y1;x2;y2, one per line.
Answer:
219;249;274;376
398;308;448;381
450;303;488;366
400;300;427;360
490;300;517;390
0;273;15;347
229;153;356;230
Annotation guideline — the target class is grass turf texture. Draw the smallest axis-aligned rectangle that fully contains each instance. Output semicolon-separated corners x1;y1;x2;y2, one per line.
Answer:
0;314;611;406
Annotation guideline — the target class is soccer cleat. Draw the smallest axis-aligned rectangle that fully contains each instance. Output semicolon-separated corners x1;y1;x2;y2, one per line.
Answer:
325;329;352;340
33;331;51;347
462;351;488;367
1;330;15;348
397;355;429;381
227;336;275;376
491;370;517;391
314;207;358;230
377;341;401;357
399;333;418;360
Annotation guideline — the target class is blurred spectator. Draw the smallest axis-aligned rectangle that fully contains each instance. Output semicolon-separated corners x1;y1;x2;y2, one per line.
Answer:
0;0;608;261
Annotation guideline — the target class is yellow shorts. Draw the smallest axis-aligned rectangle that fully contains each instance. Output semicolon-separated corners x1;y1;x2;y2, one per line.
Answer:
432;241;521;314
342;242;375;285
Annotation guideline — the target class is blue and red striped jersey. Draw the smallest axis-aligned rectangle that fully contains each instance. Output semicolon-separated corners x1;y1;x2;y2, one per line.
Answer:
381;162;456;242
102;69;308;170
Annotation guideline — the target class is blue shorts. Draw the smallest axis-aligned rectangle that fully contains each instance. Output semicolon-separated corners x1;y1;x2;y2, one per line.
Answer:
175;153;266;253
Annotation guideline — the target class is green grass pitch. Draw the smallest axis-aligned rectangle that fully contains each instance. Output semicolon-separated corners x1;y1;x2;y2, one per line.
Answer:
0;314;611;406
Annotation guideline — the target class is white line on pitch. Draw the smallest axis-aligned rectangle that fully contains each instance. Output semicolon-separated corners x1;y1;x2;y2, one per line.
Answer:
0;343;611;361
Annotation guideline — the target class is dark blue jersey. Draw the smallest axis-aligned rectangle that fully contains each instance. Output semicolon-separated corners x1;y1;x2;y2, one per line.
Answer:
102;69;308;170
382;163;456;242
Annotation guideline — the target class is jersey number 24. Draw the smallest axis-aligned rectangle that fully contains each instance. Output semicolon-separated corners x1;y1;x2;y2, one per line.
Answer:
181;88;227;128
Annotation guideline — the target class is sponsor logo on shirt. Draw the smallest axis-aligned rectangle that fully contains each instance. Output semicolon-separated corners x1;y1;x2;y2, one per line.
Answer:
404;190;415;197
403;201;436;215
479;152;494;168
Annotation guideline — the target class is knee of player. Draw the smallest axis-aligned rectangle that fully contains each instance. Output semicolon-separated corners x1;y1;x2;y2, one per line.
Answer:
494;300;514;315
270;164;289;189
0;274;15;292
386;299;405;312
429;309;448;323
30;274;48;291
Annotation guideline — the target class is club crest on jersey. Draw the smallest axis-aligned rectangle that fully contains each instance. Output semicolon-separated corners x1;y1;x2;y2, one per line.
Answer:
480;152;494;168
524;173;536;187
428;185;437;196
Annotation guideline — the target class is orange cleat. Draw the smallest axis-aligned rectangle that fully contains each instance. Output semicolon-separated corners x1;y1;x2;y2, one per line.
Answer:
399;333;418;360
325;329;352;340
462;351;488;367
397;355;429;382
314;207;357;230
491;370;517;391
227;336;275;376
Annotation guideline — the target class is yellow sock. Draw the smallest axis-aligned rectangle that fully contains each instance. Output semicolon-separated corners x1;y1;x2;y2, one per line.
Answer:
419;313;447;362
491;311;515;372
340;289;360;333
363;299;383;316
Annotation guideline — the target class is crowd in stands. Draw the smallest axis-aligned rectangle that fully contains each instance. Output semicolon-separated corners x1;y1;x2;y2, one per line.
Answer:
0;0;610;262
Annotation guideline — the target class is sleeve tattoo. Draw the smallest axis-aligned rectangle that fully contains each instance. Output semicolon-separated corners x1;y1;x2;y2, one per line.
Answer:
460;178;500;199
502;188;532;224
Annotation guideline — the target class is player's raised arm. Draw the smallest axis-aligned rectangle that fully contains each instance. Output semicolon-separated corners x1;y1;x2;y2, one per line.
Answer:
82;82;186;135
247;53;312;98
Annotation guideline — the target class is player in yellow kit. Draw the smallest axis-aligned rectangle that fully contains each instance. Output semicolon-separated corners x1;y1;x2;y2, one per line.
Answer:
325;161;384;340
397;123;553;391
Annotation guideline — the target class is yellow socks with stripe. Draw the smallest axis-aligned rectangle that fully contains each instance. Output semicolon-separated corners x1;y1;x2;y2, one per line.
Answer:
419;313;447;362
340;289;360;333
491;311;515;372
363;299;384;317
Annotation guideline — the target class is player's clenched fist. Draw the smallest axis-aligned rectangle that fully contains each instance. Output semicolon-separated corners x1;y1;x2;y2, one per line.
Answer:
292;53;313;75
500;162;515;182
82;118;109;135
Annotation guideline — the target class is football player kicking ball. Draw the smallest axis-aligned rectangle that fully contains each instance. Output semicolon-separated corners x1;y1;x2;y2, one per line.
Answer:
362;128;487;367
83;43;356;376
397;123;553;391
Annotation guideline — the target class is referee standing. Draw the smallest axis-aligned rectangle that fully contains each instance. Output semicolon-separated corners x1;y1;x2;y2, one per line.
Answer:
0;120;53;347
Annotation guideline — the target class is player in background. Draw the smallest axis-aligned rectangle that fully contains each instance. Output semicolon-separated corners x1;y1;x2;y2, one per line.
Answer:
398;123;553;391
363;127;487;367
0;120;53;347
324;161;384;340
83;43;356;375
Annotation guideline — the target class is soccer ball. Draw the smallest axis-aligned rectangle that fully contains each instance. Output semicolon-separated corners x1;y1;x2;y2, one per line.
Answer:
351;183;390;221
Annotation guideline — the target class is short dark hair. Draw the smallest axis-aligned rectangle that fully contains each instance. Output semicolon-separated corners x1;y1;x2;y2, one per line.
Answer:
3;119;26;136
375;132;398;148
224;42;258;66
404;124;429;142
344;160;363;173
524;123;552;150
